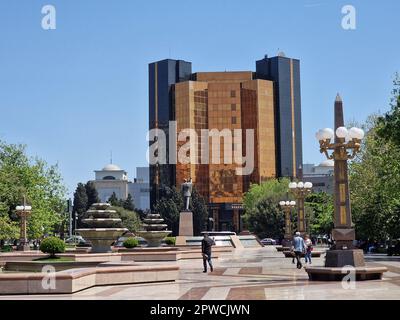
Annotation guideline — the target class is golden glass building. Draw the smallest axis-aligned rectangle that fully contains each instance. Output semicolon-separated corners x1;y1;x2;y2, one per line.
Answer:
149;54;302;232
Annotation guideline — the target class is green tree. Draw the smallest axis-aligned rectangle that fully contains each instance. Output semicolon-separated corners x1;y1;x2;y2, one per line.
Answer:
377;73;400;147
108;192;120;207
85;181;100;209
243;178;291;238
123;194;135;211
0;212;19;243
350;114;400;241
153;185;209;236
0;141;66;240
245;197;284;239
154;186;182;236
111;206;141;233
305;192;334;236
190;188;208;235
73;183;88;227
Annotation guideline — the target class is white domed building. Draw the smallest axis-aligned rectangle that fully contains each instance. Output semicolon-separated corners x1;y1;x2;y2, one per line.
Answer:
92;164;129;202
91;164;150;210
302;160;334;194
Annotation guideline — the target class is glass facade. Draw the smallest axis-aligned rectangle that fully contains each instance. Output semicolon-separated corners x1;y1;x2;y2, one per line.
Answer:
256;55;303;178
148;56;303;232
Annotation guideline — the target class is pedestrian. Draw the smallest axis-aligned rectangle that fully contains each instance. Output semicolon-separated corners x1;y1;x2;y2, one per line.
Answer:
304;234;313;265
201;233;215;273
292;232;306;269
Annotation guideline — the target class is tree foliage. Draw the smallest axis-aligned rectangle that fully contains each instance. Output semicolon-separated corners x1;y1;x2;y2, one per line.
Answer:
243;179;291;238
377;73;400;147
123;194;135;211
349;75;400;241
153;185;208;236
305;192;334;236
350;114;400;241
85;181;100;209
111;206;141;233
0;141;66;240
108;192;120;207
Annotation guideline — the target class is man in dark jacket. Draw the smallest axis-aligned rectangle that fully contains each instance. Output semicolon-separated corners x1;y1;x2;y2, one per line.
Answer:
201;233;215;273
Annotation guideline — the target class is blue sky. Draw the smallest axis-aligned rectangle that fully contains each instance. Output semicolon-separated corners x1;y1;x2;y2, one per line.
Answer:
0;0;399;197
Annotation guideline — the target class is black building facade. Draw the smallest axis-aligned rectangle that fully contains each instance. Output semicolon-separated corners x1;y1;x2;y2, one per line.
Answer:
256;54;303;178
148;59;192;208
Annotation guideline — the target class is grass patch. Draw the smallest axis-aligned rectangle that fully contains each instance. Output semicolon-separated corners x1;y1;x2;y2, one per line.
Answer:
33;256;74;262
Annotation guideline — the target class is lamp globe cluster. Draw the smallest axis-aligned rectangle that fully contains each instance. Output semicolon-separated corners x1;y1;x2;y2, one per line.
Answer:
316;126;364;142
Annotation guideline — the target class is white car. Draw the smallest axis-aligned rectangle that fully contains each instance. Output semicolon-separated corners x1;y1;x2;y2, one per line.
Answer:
65;235;85;244
261;238;277;245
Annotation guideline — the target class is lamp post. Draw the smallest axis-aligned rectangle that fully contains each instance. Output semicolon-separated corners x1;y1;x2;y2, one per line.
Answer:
74;212;78;245
279;200;296;247
305;94;387;280
288;181;313;235
315;97;364;251
15;197;32;252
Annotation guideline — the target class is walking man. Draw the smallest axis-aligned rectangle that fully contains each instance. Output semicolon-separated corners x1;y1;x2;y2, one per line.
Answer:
292;232;306;269
201;233;215;273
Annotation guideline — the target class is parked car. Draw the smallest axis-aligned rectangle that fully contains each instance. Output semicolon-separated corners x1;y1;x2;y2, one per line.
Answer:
388;241;400;256
260;238;277;245
65;235;89;246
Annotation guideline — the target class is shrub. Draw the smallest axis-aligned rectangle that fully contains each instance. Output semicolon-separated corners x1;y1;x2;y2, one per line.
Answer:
164;237;176;246
123;237;139;248
0;245;13;252
40;237;66;257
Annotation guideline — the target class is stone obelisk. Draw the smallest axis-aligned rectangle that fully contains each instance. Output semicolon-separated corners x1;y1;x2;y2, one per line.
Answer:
325;94;364;267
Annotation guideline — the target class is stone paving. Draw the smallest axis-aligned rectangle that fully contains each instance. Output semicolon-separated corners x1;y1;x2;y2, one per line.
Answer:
1;246;400;300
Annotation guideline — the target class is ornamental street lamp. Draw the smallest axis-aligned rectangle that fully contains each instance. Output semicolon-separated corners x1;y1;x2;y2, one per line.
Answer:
288;181;313;235
279;200;296;247
315;96;364;251
305;94;387;280
15;197;32;252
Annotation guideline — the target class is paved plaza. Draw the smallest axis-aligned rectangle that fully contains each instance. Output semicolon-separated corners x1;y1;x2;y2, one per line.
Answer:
1;246;400;300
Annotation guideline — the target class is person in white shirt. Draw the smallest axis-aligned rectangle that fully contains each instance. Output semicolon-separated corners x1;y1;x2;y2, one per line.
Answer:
304;234;313;264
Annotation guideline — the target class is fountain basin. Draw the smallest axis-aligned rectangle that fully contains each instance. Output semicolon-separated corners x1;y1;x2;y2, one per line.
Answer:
82;218;122;228
136;230;171;247
77;228;127;253
142;224;169;230
143;219;165;224
90;203;112;210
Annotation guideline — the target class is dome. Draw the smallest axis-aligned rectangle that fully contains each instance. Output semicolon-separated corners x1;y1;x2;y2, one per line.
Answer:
102;164;122;171
319;160;334;167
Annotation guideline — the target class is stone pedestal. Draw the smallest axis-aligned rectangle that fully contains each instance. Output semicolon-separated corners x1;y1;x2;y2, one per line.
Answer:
306;249;387;281
179;211;193;236
17;244;31;252
281;238;292;248
325;249;365;268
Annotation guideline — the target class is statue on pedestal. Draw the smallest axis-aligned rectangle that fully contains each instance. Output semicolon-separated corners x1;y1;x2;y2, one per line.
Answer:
181;178;193;211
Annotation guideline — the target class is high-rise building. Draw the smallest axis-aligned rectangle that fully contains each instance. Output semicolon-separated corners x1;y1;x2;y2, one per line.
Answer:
256;53;303;178
148;54;303;232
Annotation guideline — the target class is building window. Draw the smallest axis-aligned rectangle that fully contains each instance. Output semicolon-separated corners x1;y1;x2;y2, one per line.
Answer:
230;90;236;98
103;176;116;180
232;117;237;124
231;104;236;111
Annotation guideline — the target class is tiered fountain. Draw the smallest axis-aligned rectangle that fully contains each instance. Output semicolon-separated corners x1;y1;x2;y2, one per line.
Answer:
76;203;127;253
136;213;171;247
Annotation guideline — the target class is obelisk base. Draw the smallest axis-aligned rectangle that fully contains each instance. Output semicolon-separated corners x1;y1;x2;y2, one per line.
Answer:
306;249;387;281
179;211;193;236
